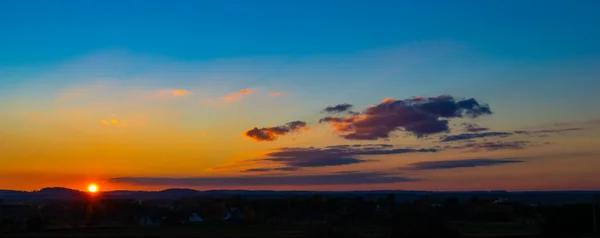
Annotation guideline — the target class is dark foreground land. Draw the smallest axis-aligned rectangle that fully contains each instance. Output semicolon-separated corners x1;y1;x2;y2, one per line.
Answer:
0;223;541;238
2;189;599;237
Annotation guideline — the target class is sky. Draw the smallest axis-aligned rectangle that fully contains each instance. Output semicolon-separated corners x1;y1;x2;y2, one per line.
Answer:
1;0;600;192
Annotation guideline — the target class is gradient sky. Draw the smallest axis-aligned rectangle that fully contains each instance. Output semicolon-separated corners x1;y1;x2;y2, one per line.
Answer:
1;0;600;192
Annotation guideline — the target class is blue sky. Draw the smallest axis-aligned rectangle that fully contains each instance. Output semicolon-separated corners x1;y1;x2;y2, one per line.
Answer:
1;0;600;191
2;0;600;65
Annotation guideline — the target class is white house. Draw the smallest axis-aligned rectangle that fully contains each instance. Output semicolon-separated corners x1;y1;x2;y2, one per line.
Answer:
188;212;204;223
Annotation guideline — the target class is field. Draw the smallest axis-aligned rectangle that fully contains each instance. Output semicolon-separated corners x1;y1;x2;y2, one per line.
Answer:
452;221;539;237
2;222;545;238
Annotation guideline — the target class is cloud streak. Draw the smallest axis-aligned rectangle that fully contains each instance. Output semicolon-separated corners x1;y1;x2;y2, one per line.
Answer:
268;92;288;97
201;88;253;106
448;141;532;152
440;132;513;142
513;127;584;135
461;123;489;132
110;172;417;186
241;167;300;173
319;95;493;140
441;127;585;142
248;144;438;169
222;88;252;102
404;158;524;170
154;89;190;98
244;120;309;142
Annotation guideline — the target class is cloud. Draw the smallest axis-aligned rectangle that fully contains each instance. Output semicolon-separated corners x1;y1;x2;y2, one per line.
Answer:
244;120;308;142
268;92;288;97
448;141;532;152
241;167;300;173
101;119;119;126
154;89;190;98
319;95;492;140
513;127;584;135
322;103;353;113
404;158;524;170
250;144;438;169
201;88;253;106
587;119;600;125
222;88;252;102
441;126;584;142
440;132;513;142
461;123;489;132
110;172;417;187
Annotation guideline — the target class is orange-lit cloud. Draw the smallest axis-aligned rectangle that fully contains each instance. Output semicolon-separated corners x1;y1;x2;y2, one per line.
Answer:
222;88;252;102
154;89;191;98
102;119;119;126
244;121;308;142
268;92;288;97
201;88;253;106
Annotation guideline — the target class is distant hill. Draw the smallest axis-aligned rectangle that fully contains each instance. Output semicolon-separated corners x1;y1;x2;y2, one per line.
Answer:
0;187;599;205
0;187;87;201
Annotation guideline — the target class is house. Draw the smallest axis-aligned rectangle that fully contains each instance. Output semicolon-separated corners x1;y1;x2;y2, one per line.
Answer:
224;207;244;222
138;216;158;226
188;213;204;223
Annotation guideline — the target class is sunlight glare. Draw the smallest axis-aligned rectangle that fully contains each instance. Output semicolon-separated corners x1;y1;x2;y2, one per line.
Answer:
88;184;98;193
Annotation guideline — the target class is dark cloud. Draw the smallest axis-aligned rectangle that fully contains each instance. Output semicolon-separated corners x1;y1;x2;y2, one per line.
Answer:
110;172;417;187
252;144;438;169
461;123;489;132
405;158;524;170
440;132;513;142
268;157;367;168
325;144;394;149
448;141;531;152
587;119;600;125
244;120;308;142
334;170;360;174
513;127;583;135
323;103;353;113
441;126;584;142
319;95;493;140
242;167;300;173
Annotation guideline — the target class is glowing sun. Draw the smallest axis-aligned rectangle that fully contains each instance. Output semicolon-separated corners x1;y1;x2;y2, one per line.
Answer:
88;184;99;193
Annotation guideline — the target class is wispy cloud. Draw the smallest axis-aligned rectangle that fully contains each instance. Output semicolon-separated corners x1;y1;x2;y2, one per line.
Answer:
154;89;191;98
440;132;513;142
447;141;532;152
110;172;417;187
404;158;524;170
201;88;253;106
513;127;584;135
268;92;288;97
461;123;489;132
441;127;585;142
101;119;119;126
222;88;252;102
241;167;300;173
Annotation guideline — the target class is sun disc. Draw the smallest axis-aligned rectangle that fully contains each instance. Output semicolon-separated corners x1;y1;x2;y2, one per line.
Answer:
88;184;98;193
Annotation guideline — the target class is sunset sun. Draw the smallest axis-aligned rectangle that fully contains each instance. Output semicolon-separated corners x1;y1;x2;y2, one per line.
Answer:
88;184;98;193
